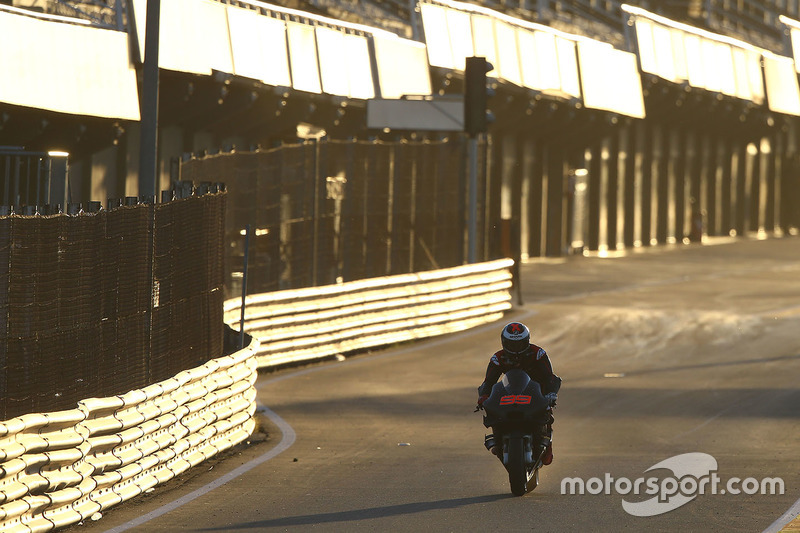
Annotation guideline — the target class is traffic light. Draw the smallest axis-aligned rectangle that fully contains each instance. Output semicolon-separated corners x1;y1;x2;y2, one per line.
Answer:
464;56;493;137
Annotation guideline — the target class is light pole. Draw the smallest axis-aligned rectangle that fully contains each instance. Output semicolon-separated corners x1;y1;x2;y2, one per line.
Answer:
464;57;492;263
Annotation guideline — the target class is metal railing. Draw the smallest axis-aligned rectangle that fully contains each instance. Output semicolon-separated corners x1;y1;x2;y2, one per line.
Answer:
0;148;68;209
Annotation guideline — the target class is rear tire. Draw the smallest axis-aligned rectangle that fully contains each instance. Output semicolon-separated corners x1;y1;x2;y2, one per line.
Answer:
507;437;527;496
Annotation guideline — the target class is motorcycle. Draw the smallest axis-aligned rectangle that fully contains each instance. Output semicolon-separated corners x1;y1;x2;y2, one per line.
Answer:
479;369;553;496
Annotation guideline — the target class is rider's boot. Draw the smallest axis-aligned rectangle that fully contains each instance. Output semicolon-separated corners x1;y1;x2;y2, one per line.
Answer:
542;442;553;465
541;425;554;465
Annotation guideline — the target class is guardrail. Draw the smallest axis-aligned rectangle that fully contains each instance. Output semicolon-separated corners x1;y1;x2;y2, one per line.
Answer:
224;259;515;368
0;332;258;532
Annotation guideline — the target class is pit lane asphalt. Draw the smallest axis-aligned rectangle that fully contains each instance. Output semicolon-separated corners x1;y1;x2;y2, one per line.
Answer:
74;236;800;533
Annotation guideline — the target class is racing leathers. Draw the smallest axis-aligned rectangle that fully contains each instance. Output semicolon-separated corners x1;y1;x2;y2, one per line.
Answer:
478;343;561;463
478;344;561;400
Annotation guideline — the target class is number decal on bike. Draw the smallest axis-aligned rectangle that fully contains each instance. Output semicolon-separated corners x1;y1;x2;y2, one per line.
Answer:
499;395;532;405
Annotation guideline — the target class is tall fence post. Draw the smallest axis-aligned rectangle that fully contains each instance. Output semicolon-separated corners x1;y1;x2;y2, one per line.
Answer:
239;224;251;350
467;136;478;263
312;139;321;286
138;0;161;199
146;195;156;385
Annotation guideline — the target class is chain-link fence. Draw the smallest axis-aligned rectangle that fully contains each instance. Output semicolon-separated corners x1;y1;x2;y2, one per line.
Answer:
180;137;486;297
0;187;226;420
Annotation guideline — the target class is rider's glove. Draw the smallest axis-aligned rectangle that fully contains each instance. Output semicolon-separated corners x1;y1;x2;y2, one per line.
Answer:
545;392;558;407
474;394;489;411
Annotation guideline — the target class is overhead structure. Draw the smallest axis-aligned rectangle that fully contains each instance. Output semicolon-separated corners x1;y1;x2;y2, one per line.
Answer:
419;0;646;119
623;4;800;116
130;0;432;101
0;5;139;120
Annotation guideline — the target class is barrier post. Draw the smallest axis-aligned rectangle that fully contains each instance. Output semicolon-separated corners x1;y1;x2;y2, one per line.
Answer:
239;224;251;350
138;0;161;199
467;136;478;263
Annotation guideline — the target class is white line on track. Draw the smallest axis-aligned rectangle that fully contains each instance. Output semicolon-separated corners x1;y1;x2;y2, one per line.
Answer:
103;405;295;533
103;310;536;532
762;495;800;533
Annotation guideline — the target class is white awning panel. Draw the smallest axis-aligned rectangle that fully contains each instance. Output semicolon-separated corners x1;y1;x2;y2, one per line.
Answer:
763;52;800;116
316;27;374;99
373;36;432;99
419;3;454;69
577;41;645;118
445;8;473;72
470;14;498;77
227;6;291;86
627;5;765;104
287;22;322;94
494;19;522;86
157;0;233;75
0;9;139;120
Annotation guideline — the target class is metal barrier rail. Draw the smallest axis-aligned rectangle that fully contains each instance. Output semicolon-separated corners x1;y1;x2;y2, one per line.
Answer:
0;335;259;532
224;259;515;368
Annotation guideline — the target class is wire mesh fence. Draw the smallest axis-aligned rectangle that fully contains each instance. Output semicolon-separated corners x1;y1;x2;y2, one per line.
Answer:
0;187;226;421
180;137;481;297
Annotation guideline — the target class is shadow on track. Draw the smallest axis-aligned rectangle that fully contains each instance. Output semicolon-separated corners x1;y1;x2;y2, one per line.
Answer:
198;494;511;530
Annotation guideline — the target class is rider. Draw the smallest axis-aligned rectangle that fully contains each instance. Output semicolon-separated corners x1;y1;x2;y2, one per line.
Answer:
477;322;561;465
